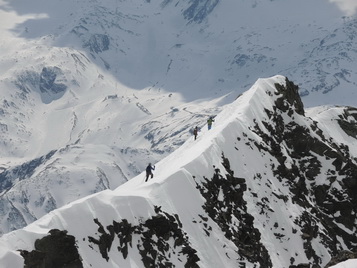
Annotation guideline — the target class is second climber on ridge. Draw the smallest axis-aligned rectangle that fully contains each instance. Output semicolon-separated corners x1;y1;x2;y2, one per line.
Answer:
207;116;215;130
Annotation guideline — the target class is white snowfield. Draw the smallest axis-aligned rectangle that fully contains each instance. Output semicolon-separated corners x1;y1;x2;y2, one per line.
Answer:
0;75;356;268
330;259;357;268
0;0;357;238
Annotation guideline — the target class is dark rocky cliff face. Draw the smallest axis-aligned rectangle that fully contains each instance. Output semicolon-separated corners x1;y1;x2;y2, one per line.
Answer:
20;229;83;268
248;78;357;266
196;155;272;267
337;107;357;139
87;207;200;268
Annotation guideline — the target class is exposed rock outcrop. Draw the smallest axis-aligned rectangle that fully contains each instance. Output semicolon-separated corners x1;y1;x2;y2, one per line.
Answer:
20;229;83;268
39;66;67;94
196;154;272;267
87;207;200;268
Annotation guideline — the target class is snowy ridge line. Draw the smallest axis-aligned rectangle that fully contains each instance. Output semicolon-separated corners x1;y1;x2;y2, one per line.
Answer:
1;0;357;239
0;75;357;267
0;75;285;267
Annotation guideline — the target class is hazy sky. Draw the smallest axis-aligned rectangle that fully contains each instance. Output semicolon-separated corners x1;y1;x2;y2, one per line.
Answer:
329;0;357;16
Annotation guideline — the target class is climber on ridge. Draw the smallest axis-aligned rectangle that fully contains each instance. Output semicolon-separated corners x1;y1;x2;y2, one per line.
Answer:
145;163;155;182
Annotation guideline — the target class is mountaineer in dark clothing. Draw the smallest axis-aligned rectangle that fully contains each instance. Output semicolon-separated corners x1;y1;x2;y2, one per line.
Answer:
193;126;198;140
145;163;155;182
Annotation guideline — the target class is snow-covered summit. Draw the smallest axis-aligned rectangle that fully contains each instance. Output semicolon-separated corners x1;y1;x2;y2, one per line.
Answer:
1;0;357;237
1;75;357;268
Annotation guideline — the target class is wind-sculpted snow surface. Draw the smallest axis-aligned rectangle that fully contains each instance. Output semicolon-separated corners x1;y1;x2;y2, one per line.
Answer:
1;76;357;267
1;0;357;237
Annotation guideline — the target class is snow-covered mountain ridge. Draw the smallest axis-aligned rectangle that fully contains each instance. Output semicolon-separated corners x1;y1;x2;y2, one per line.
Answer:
0;0;357;237
1;76;357;267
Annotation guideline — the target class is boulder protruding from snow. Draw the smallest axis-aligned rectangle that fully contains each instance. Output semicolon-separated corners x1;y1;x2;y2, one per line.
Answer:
19;229;83;268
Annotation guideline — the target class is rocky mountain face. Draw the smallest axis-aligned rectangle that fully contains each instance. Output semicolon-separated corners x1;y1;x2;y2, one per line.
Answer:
0;0;356;240
1;76;356;268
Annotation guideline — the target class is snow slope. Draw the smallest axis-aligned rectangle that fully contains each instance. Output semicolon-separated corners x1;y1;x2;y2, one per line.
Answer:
0;0;357;237
1;76;357;267
331;259;357;268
